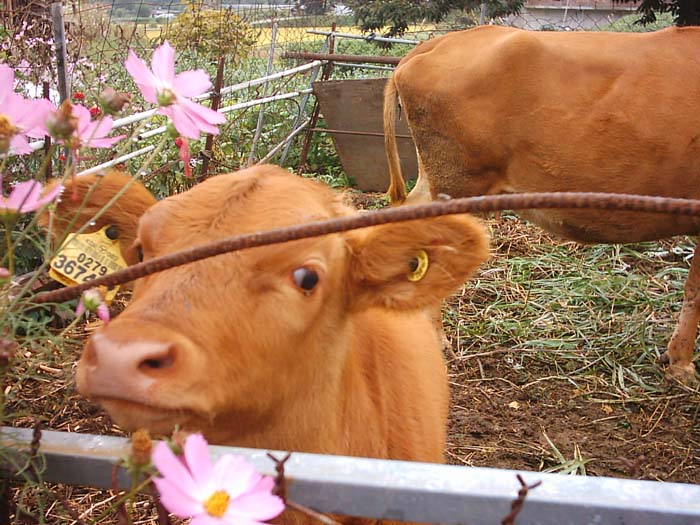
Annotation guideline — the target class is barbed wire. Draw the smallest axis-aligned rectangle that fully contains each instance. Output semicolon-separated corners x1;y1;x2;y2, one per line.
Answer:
31;191;700;305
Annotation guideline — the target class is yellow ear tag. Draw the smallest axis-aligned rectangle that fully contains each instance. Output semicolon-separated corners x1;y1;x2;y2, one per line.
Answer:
48;225;127;305
407;249;429;282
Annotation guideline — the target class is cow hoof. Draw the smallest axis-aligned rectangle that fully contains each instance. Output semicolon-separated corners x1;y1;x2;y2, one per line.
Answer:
664;362;698;384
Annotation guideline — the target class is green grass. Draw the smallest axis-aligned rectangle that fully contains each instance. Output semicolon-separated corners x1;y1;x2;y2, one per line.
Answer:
446;213;692;397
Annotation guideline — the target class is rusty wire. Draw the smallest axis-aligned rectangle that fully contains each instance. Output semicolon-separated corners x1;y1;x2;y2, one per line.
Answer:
29;192;700;306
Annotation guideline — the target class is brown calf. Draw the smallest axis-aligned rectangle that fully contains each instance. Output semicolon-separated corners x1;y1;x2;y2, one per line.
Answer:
69;166;489;523
385;25;700;380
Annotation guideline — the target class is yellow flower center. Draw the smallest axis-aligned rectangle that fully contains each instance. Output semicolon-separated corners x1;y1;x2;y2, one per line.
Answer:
203;490;230;518
157;88;176;107
0;115;18;153
0;115;18;139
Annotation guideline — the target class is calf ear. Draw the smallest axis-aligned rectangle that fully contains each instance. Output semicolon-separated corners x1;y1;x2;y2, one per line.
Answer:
346;215;490;312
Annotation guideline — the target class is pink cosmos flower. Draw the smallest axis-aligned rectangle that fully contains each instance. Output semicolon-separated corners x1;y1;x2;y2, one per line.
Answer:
76;288;110;324
0;179;62;216
124;42;225;140
41;103;125;150
152;433;285;525
0;64;52;155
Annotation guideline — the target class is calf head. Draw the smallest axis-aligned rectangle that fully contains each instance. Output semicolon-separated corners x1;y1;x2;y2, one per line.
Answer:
39;170;157;265
76;165;489;445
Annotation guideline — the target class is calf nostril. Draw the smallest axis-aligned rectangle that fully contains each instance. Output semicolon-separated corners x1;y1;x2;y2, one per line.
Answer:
138;346;176;372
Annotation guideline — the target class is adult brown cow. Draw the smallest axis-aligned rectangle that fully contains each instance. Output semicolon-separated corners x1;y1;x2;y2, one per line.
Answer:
71;165;489;524
384;25;700;380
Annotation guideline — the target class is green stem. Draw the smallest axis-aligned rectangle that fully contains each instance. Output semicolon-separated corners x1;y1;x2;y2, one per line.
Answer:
3;221;13;275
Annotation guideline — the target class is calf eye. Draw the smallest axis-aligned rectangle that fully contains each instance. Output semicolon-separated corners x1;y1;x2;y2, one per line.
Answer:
136;246;144;263
292;267;319;294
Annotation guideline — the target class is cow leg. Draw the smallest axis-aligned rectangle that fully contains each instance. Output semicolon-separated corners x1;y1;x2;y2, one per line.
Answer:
664;243;700;382
404;149;433;206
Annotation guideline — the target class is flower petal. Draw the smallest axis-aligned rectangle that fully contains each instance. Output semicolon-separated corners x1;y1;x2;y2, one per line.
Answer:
85;135;125;148
31;182;63;209
181;97;226;126
153;476;204;518
213;455;258;499
183;434;215;490
0;64;14;107
25;99;55;138
97;303;110;323
164;106;201;140
75;301;85;317
172;70;212;98
228;489;285;522
7;180;41;213
152;441;201;497
90;115;115;139
125;49;159;103
168;97;224;139
9;134;32;155
152;41;176;85
190;515;234;525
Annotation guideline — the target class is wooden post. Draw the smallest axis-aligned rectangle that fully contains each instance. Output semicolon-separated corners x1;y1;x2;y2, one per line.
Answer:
199;55;226;180
43;81;52;180
50;3;70;103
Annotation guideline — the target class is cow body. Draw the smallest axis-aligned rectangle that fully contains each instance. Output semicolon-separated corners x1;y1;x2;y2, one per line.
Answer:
73;166;489;523
384;25;700;379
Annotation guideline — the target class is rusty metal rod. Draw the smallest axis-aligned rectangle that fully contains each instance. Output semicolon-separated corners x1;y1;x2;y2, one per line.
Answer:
310;127;412;139
282;51;401;66
30;192;700;306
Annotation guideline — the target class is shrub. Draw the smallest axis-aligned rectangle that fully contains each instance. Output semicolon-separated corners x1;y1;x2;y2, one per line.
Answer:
159;1;257;63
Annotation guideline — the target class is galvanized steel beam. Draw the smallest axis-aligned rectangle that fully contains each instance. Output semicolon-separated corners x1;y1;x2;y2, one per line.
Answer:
2;427;700;525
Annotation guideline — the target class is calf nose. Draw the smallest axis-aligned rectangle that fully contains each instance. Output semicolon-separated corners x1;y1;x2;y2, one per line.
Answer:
78;332;178;400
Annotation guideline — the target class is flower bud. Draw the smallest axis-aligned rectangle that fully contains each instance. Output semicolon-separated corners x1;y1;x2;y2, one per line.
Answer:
99;87;131;116
76;286;110;324
129;429;153;468
45;100;77;141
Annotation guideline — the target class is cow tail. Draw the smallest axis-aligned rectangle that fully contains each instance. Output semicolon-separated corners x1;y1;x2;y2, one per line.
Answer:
384;76;407;204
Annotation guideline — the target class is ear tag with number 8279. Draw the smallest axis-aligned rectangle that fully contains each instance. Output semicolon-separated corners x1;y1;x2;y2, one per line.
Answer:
48;225;127;304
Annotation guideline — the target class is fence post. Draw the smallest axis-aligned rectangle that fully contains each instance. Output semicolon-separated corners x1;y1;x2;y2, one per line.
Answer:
279;27;333;166
42;81;52;180
294;22;336;174
50;2;70;103
200;55;226;180
247;21;278;167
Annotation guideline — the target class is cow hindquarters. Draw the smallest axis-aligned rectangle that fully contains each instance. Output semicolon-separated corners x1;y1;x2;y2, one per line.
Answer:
665;243;700;382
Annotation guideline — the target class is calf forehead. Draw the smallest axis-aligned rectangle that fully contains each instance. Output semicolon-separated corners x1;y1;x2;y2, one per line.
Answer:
139;166;348;248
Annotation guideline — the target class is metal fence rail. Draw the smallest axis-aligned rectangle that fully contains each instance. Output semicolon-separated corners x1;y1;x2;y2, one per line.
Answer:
2;427;700;525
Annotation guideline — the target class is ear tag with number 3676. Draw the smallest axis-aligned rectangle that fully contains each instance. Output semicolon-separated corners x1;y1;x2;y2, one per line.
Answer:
48;225;127;304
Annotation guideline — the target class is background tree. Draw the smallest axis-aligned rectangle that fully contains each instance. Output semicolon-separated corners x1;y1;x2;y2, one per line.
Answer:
347;0;524;38
615;0;700;26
